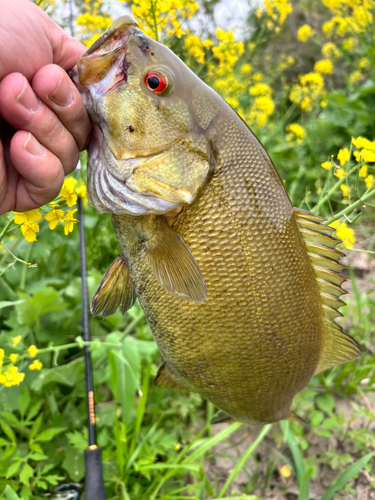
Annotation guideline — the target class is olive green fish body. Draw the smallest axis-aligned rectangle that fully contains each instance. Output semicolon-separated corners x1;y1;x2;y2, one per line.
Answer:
71;16;360;424
112;110;324;424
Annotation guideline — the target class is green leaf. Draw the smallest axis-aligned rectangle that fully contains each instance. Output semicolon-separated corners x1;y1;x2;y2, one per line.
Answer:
0;437;10;447
66;430;88;451
0;300;24;310
0;421;16;444
28;452;48;461
16;287;65;326
35;427;66;442
316;394;335;415
31;358;84;391
25;400;43;422
0;412;19;425
320;452;374;500
3;485;21;500
29;442;44;454
62;448;85;481
18;388;30;418
6;460;22;479
109;350;138;425
19;463;34;486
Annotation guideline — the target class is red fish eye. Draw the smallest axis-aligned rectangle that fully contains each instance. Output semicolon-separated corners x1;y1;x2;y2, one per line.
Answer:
145;71;168;94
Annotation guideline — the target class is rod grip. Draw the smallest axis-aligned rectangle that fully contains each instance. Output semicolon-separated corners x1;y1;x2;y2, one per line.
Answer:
84;447;106;499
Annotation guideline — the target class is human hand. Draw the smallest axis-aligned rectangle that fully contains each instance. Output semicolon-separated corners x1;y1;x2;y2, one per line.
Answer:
0;0;92;214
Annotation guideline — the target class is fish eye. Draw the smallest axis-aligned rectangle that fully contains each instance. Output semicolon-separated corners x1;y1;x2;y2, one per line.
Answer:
145;71;168;94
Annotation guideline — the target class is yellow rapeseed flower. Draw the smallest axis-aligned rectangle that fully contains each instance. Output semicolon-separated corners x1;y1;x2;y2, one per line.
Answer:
64;210;79;236
252;72;263;82
330;221;355;248
352;137;375;151
45;207;65;230
0;365;25;387
285;123;306;143
322;42;339;58
359;57;370;69
349;71;363;85
280;464;292;478
297;24;315;42
249;83;272;96
29;359;43;371
0;349;4;368
12;336;22;347
335;168;345;179
13;209;42;225
9;354;19;363
365;175;374;188
60;178;78;207
340;184;350;197
314;59;333;74
28;345;38;358
359;165;368;177
342;37;354;51
321;161;332;170
255;96;275;115
241;63;253;75
337;148;350;166
361;150;375;163
21;222;40;243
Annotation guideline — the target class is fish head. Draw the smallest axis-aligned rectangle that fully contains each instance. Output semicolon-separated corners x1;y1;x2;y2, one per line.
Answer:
71;16;217;216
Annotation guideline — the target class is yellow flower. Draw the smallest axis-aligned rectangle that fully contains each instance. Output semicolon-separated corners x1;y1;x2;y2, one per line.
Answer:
330;221;355;248
9;354;19;363
352;137;375;150
349;70;363;84
361;150;375;162
0;349;4;368
255;96;275;115
216;28;235;43
314;59;333;75
337;148;350;166
322;42;339;58
280;464;292;478
29;359;43;371
0;365;25;387
321;100;328;108
45;207;64;230
21;222;40;242
252;72;263;82
321;161;332;170
60;178;78;207
249;83;272;96
342;37;354;51
64;210;79;236
340;184;350;197
335;168;345;179
359;57;370;69
28;345;38;358
366;175;374;189
285;123;306;143
241;63;252;75
12;336;22;347
12;209;42;225
297;24;315;42
359;165;368;178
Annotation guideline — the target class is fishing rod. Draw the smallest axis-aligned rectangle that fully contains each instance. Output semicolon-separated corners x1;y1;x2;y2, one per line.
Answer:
78;194;107;500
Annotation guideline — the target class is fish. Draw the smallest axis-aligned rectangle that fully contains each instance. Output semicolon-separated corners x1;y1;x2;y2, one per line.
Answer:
70;16;360;425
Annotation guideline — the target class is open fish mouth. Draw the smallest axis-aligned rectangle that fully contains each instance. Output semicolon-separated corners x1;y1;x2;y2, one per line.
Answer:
87;126;183;215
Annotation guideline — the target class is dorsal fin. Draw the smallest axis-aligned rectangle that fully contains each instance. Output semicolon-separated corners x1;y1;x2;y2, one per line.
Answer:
294;208;360;373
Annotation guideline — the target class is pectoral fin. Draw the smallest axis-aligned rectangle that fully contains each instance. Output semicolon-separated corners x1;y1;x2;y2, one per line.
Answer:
145;217;207;303
154;362;190;391
91;253;136;318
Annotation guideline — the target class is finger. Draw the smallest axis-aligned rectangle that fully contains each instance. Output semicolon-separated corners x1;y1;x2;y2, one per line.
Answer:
0;73;79;175
9;130;64;211
32;64;92;151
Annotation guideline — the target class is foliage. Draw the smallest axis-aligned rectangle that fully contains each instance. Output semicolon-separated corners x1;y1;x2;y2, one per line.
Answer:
1;0;375;498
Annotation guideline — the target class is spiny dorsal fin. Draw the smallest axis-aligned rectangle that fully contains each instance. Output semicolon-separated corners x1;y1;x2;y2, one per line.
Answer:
294;208;360;372
154;362;191;391
145;217;207;303
91;253;136;318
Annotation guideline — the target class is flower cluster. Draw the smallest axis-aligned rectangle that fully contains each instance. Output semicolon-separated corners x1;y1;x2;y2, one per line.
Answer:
76;0;112;47
12;178;84;243
0;349;25;387
285;123;306;144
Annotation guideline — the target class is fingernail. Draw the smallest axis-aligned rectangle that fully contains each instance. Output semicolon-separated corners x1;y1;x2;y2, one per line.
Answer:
23;133;45;157
48;75;74;107
16;79;39;112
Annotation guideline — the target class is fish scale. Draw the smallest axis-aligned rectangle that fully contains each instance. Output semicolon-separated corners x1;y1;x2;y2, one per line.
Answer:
71;15;360;424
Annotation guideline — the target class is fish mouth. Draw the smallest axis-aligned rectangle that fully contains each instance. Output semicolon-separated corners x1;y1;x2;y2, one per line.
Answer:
69;15;140;99
87;126;182;216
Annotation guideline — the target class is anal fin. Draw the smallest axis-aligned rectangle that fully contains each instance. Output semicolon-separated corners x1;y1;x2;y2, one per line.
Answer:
91;253;136;318
145;217;207;304
294;208;360;372
154;362;191;391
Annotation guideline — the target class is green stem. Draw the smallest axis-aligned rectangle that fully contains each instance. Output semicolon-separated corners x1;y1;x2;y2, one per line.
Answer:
151;0;159;41
20;244;32;290
347;247;375;255
312;165;359;214
120;312;144;341
0;218;14;244
325;187;375;225
0;276;18;301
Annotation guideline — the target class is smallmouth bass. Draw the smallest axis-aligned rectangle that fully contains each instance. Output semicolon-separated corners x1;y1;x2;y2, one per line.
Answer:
70;16;360;424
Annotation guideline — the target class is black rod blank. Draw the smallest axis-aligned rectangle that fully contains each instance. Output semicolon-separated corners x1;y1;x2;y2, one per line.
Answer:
78;196;106;500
